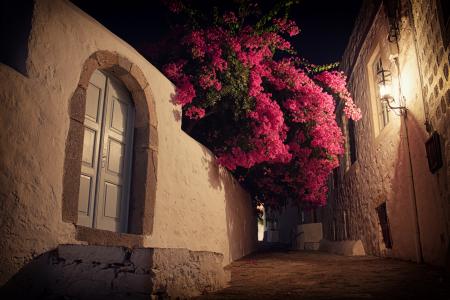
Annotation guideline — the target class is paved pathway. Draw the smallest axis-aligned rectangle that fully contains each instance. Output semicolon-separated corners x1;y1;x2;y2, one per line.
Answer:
197;249;450;300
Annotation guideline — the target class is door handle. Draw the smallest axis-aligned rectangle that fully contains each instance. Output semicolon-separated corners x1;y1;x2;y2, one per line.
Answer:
101;154;107;168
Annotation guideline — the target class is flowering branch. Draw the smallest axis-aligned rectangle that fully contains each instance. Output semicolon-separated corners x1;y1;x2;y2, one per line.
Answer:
153;0;361;208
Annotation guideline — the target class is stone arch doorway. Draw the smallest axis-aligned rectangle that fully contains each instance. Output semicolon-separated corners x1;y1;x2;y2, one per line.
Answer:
62;50;158;240
78;69;135;233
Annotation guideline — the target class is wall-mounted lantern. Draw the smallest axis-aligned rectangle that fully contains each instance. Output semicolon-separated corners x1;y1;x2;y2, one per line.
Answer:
377;67;392;99
377;66;407;114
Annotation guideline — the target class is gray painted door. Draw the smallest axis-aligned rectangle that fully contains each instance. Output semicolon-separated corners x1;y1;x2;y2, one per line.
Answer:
78;70;134;232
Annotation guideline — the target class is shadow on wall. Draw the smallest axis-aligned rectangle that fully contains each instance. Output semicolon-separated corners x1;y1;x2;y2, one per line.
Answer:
200;147;257;263
172;109;182;122
0;245;229;299
391;112;449;265
0;250;134;300
169;91;183;122
1;251;59;299
201;147;223;191
388;113;418;261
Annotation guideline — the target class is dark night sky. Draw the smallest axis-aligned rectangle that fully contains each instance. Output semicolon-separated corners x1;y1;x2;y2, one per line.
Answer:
71;0;363;65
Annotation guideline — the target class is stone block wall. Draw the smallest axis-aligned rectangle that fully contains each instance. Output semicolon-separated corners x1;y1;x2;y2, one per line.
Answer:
324;0;450;266
410;0;450;245
1;245;229;299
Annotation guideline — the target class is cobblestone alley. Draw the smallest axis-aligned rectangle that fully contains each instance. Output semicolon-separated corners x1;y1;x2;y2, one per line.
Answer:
198;249;450;300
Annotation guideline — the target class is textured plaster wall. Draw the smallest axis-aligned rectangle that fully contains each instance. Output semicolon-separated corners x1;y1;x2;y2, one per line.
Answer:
0;0;256;285
324;0;449;266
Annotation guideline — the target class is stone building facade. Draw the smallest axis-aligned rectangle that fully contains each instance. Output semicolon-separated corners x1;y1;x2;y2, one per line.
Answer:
0;0;257;297
324;0;450;266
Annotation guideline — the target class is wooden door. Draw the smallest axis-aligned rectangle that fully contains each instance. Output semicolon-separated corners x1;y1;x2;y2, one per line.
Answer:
78;70;134;232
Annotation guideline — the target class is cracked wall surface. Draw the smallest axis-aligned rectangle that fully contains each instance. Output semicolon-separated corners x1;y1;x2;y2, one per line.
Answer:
2;245;229;299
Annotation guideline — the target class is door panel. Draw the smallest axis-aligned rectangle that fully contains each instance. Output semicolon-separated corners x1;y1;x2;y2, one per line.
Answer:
106;138;125;175
103;182;122;219
81;128;96;166
85;84;101;122
78;70;134;232
78;175;92;214
94;73;134;232
77;71;106;227
110;97;128;134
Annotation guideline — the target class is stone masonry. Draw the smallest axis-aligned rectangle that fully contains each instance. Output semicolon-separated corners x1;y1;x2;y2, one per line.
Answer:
323;0;450;266
1;245;229;299
410;0;450;203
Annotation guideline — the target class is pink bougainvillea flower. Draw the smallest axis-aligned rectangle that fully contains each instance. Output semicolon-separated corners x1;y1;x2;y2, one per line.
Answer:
159;4;361;208
185;106;206;119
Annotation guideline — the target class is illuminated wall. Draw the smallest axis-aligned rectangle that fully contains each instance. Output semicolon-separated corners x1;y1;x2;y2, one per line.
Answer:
0;0;257;286
324;0;450;266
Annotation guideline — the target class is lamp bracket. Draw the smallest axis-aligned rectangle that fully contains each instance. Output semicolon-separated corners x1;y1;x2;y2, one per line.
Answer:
381;96;407;115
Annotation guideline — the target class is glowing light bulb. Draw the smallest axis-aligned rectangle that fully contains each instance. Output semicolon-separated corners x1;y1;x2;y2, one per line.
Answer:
378;82;392;99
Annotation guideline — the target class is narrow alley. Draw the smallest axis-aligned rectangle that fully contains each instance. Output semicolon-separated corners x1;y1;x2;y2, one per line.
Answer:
198;248;450;300
1;0;450;299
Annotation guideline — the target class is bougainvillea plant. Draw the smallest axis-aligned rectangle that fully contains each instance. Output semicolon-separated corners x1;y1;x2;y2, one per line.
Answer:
152;0;361;208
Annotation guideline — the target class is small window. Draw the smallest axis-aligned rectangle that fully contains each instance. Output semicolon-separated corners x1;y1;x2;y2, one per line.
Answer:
342;116;357;170
348;119;357;164
373;58;390;131
376;202;392;249
425;131;444;173
437;0;450;47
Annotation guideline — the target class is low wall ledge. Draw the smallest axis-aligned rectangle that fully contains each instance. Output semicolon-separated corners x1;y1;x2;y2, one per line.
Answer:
319;239;366;256
2;244;230;299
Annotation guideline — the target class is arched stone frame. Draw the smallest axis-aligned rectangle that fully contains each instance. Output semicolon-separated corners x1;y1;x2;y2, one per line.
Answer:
62;50;158;244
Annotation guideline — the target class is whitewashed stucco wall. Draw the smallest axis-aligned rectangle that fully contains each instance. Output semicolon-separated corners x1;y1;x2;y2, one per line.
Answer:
0;0;256;285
